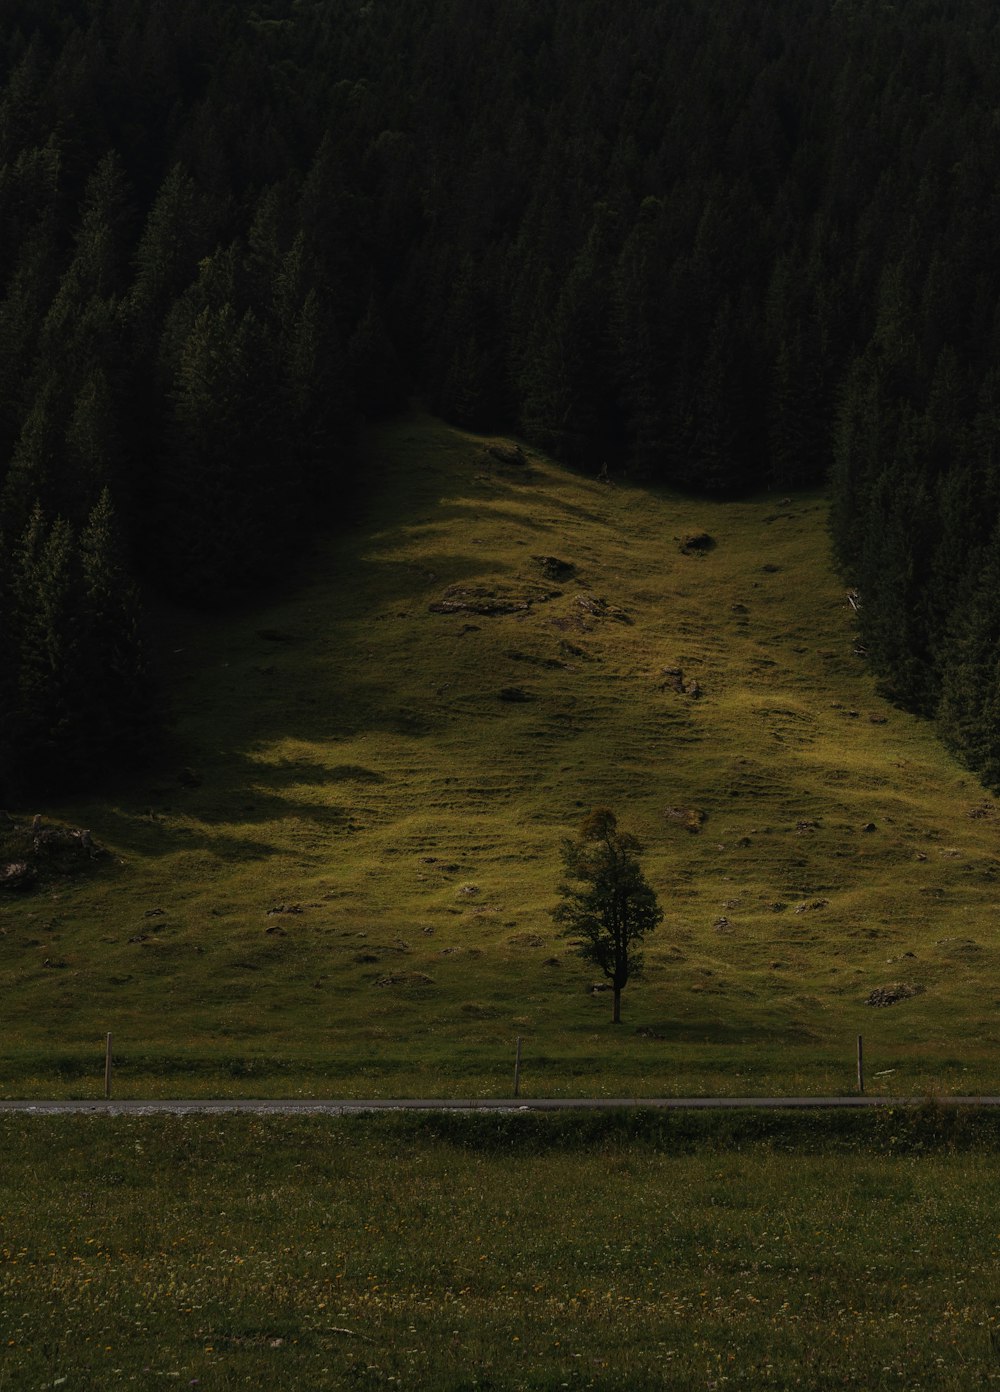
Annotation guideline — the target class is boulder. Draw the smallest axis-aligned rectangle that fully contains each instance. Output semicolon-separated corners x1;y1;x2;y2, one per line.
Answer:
534;555;576;581
866;983;924;1008
0;861;34;891
680;532;716;554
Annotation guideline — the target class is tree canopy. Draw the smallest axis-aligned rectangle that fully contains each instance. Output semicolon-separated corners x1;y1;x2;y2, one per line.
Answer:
553;808;663;1024
4;0;1000;794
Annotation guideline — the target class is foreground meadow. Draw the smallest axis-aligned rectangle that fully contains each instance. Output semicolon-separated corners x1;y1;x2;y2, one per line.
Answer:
1;1109;999;1389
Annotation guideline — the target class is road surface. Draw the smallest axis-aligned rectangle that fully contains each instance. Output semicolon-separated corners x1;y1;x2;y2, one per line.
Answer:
0;1095;998;1115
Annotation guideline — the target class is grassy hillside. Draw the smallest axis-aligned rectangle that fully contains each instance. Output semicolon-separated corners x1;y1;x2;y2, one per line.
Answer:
2;414;997;1097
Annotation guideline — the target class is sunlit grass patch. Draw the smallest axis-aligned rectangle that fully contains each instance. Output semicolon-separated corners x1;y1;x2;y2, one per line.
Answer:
1;411;999;1097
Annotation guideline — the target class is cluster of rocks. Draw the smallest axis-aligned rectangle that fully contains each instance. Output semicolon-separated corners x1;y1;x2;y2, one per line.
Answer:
533;555;576;582
866;983;924;1008
429;581;560;616
660;667;702;698
575;593;632;624
0;814;103;893
665;806;706;834
0;862;32;891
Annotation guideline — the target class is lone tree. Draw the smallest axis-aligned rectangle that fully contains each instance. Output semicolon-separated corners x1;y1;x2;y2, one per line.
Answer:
553;807;663;1023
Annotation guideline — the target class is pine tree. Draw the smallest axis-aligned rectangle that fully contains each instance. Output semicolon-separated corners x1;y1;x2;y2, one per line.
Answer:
158;301;276;598
0;38;45;166
130;163;214;327
0;136;61;286
521;207;622;470
78;487;152;769
347;296;404;419
11;506;84;790
938;527;1000;788
0;217;60;464
64;368;122;503
0;525;18;803
612;198;673;476
0;379;66;539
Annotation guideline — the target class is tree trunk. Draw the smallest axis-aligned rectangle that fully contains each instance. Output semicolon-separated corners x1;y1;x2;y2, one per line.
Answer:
612;985;621;1023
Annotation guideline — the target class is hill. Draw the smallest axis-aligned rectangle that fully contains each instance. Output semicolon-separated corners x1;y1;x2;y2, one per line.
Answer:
1;415;997;1098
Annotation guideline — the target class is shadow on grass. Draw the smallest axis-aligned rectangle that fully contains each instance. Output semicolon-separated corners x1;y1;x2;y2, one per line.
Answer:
86;419;619;858
633;1017;824;1046
383;1099;1000;1156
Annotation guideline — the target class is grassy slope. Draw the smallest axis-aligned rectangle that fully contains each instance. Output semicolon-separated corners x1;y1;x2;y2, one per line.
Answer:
2;413;998;1096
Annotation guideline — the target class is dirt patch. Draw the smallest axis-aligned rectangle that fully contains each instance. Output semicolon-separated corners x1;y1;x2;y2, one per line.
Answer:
429;582;560;616
375;972;434;988
936;937;982;958
460;1001;498;1018
666;806;706;833
507;932;547;948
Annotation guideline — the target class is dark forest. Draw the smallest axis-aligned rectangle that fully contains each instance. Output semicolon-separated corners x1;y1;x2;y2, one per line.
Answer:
2;0;1000;797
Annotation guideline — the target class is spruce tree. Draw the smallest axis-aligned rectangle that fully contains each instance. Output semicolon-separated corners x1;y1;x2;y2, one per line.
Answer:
11;506;83;790
938;528;1000;788
78;487;152;769
159;301;276;597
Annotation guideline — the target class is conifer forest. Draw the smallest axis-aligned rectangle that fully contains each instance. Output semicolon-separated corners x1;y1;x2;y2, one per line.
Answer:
2;0;1000;798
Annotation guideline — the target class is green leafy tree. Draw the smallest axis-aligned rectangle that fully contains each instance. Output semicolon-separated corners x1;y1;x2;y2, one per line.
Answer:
552;808;663;1024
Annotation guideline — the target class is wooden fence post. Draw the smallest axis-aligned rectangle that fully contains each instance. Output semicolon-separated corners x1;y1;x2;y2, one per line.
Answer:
104;1032;113;1100
857;1034;864;1095
513;1036;522;1098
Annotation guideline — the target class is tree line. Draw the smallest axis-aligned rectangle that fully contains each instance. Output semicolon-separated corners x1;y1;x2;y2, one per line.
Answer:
2;0;1000;796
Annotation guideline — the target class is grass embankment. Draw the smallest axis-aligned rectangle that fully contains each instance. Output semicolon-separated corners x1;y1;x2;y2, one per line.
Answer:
2;412;998;1097
2;1109;999;1390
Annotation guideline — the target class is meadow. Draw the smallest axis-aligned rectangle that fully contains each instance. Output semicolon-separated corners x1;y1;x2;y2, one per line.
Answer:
1;1108;998;1390
1;413;998;1099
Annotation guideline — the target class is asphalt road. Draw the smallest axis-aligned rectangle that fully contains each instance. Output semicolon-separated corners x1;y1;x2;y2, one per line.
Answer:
1;1095;999;1115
